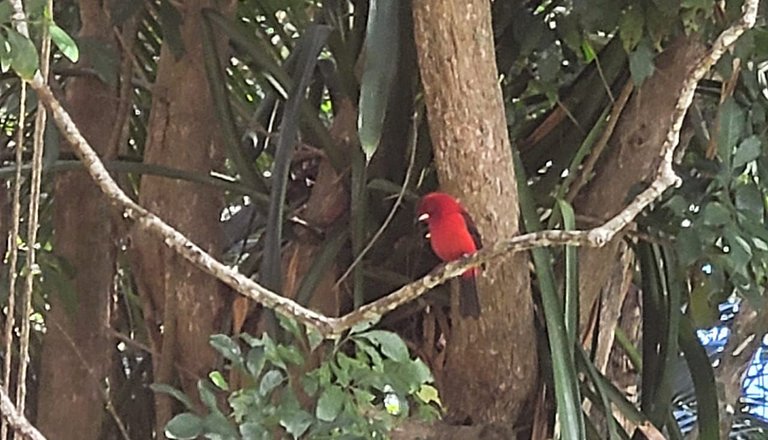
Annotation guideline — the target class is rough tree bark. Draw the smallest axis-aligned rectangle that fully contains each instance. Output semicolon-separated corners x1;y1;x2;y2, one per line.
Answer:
412;0;538;424
130;0;233;433
36;1;119;438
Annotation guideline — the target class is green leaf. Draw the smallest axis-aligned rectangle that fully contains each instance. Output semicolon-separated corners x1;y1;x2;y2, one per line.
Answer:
316;385;345;422
415;384;442;407
0;2;12;23
5;28;38;79
732;135;761;169
150;383;195;410
210;334;243;367
717;97;745;164
628;41;655;86
734;182;764;220
246;346;266;377
239;422;270;440
354;339;384;370
515;153;585;439
259;369;284;397
725;229;752;274
202;412;238;437
619;5;645;52
675;228;701;266
49;23;79;62
209;371;229;391
197;380;220;413
701;201;730;226
240;332;266;347
358;0;400;162
388;358;433;393
679;316;719;440
165;413;203;440
359;330;410;362
0;33;11;72
279;408;313;439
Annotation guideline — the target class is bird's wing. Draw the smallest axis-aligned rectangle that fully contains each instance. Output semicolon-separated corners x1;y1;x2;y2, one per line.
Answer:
461;209;483;249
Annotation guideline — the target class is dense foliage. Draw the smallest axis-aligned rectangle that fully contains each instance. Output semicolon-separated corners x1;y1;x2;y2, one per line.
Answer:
0;0;766;439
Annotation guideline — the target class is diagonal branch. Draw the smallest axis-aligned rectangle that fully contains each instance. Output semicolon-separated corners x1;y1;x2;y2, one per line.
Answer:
15;0;759;339
0;388;47;440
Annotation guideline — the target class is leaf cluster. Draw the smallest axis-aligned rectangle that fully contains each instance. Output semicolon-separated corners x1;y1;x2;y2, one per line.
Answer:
157;319;439;439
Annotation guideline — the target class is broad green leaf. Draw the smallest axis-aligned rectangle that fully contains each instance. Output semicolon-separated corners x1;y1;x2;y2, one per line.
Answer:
197;380;220;413
358;0;400;162
391;358;433;393
239;422;270;440
354;339;384;370
315;385;345;422
209;334;243;366
246;346;266;377
202;412;238;437
0;2;11;23
6;28;38;79
259;369;284;396
725;229;752;274
165;413;203;440
49;23;79;62
619;5;644;52
701;201;730;226
276;345;304;367
628;41;655;85
279;409;313;439
734;182;763;220
717;97;745;164
675;228;701;266
359;330;409;362
416;384;442;407
732;135;761;169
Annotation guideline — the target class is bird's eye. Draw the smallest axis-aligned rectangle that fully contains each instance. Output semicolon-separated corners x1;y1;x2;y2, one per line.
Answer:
418;213;430;222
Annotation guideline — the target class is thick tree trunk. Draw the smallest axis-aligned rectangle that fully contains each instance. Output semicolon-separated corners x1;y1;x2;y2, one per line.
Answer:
412;0;537;424
130;0;233;433
36;1;119;438
575;37;705;336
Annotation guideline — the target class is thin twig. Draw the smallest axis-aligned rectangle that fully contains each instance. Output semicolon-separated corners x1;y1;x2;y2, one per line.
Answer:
13;0;759;341
335;105;422;287
1;80;25;440
11;0;52;417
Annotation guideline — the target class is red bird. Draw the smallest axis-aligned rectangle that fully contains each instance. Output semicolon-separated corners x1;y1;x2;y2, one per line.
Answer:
417;192;482;318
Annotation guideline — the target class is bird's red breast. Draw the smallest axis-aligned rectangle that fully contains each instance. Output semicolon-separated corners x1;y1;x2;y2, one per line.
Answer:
417;192;483;317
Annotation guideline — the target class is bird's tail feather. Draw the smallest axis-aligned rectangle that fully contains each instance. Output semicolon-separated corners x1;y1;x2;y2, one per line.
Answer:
459;275;481;318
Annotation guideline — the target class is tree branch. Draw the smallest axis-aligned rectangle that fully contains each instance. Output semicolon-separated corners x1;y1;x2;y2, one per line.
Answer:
16;0;759;339
0;388;47;440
